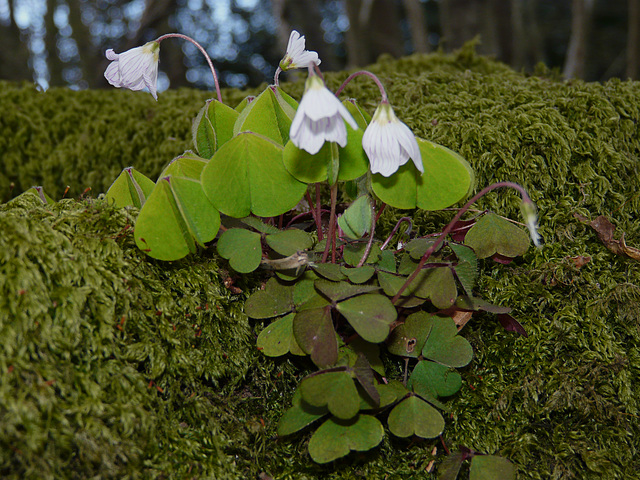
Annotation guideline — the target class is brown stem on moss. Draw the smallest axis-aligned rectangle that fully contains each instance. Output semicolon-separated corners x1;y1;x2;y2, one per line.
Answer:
391;181;535;304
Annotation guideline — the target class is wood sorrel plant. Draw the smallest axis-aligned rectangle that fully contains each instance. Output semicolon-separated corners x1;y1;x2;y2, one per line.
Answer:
104;30;537;477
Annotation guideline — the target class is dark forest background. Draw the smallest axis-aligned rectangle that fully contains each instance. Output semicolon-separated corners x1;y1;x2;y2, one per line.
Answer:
0;0;638;93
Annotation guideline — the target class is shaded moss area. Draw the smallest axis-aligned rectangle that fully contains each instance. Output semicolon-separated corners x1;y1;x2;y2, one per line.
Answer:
2;44;640;478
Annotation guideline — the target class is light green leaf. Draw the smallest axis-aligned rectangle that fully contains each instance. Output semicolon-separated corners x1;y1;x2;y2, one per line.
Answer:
217;227;262;274
160;151;208;179
134;176;220;260
371;138;473;210
106;167;155;209
192;99;239;158
201;132;306;218
233;86;297;145
338;195;372;240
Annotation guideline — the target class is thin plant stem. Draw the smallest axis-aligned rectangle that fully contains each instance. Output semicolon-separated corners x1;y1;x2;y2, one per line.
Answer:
357;201;377;267
305;189;320;235
316;184;323;242
391;181;535;304
156;33;221;102
322;183;338;263
380;217;413;250
335;70;388;102
274;66;282;86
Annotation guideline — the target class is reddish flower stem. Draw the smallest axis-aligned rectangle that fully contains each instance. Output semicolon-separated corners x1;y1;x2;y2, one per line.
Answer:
391;181;535;304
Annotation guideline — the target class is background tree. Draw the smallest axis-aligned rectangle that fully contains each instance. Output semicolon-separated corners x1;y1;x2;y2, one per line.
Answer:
0;0;635;90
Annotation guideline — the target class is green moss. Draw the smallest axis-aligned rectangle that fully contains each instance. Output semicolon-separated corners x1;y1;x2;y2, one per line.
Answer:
2;44;640;478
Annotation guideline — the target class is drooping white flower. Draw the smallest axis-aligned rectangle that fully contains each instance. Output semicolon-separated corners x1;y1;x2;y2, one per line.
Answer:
521;200;542;247
362;102;423;177
290;74;358;155
104;41;160;100
279;30;321;71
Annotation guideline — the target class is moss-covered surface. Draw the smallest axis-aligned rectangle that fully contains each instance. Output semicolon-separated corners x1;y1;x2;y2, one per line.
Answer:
2;44;640;478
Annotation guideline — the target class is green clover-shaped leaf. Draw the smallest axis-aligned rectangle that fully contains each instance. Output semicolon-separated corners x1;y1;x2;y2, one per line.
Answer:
422;316;473;368
201;132;306;218
278;389;328;436
256;312;305;357
192;99;239;158
408;360;462;400
464;213;530;259
106;167;156;209
244;277;294;319
387;394;445;438
293;306;338;368
300;370;360;420
387;311;433;358
337;293;397;343
308;415;384;463
217;227;262;274
470;455;516;480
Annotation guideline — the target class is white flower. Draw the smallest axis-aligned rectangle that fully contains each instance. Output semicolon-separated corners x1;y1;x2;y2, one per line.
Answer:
279;30;321;71
290;75;358;155
362;102;423;177
104;41;160;100
521;200;542;247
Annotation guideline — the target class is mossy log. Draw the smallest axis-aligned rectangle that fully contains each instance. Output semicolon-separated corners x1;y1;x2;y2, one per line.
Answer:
1;44;640;478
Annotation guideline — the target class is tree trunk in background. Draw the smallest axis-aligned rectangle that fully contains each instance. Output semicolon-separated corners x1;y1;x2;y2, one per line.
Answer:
440;0;500;57
0;0;31;82
403;0;429;53
345;0;404;68
44;0;65;86
627;0;640;79
68;0;99;88
563;0;595;79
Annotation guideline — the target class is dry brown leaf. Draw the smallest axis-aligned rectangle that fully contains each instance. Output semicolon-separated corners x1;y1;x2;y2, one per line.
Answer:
452;310;473;331
575;214;640;261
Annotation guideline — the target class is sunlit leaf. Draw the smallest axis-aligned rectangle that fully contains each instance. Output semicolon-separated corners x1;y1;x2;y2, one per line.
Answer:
106;167;155;209
192;99;239;158
233;86;297;145
371;138;473;210
201;132;306;218
134;176;220;261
